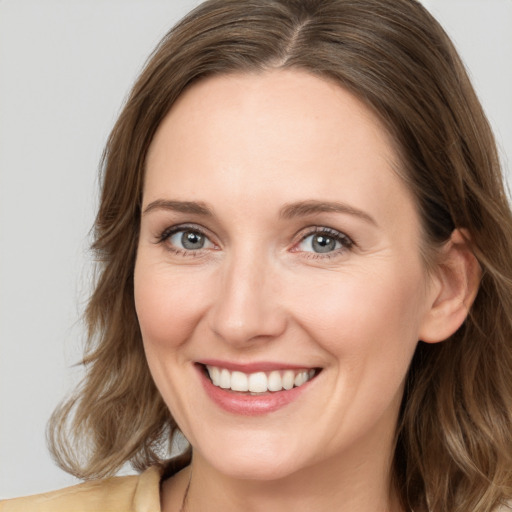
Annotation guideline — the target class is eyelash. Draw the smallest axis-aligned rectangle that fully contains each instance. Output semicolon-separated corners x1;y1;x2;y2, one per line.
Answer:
295;227;354;259
156;224;213;257
156;224;354;259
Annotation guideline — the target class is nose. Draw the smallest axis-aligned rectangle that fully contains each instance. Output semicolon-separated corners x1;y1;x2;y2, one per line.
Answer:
208;250;287;347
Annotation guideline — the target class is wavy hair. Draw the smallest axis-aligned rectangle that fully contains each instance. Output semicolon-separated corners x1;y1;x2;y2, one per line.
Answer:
48;1;512;510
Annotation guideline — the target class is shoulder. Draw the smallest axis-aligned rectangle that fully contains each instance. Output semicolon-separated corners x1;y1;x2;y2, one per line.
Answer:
0;465;163;512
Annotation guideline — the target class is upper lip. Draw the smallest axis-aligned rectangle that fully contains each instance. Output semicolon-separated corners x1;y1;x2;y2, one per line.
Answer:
197;359;317;373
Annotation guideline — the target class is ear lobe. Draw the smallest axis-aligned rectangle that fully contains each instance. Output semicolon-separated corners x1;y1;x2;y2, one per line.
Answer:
419;229;481;344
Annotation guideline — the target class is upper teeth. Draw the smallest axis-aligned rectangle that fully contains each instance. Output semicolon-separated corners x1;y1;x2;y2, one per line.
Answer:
206;366;316;393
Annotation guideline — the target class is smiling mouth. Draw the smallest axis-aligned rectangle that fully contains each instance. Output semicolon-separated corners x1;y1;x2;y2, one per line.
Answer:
200;364;320;395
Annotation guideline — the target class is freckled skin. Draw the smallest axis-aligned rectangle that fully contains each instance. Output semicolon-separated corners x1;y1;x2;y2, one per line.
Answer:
135;70;441;511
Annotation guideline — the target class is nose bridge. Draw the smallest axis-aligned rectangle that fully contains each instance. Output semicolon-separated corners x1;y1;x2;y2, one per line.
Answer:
209;244;286;345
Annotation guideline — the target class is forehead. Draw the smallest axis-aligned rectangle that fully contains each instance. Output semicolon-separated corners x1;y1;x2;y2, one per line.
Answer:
144;69;415;228
148;69;396;169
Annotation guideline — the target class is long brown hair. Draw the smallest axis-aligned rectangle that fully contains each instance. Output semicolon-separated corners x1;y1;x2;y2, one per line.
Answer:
48;1;512;510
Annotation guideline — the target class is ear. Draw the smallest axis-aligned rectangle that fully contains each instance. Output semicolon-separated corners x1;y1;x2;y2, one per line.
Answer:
419;229;481;344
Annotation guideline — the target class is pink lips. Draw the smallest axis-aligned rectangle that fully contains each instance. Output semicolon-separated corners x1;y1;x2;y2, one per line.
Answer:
196;361;317;416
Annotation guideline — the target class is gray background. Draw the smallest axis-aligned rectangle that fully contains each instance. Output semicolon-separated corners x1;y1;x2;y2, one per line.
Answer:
1;0;511;499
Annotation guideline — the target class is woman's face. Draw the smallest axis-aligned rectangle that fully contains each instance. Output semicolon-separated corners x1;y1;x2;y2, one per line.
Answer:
135;70;438;481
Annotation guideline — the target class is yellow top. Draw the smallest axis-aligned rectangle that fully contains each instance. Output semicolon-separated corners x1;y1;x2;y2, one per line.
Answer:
0;466;163;512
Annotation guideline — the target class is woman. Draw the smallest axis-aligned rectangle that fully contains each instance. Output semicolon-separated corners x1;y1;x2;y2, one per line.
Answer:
2;0;512;510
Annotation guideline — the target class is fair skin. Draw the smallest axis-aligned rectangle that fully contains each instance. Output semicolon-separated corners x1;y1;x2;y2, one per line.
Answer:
134;70;479;512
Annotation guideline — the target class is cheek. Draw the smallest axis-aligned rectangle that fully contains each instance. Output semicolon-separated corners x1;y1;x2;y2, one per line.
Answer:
134;259;211;350
289;264;426;371
289;265;427;440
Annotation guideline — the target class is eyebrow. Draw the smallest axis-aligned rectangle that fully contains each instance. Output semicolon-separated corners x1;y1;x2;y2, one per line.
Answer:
142;199;214;216
142;198;376;226
279;200;377;226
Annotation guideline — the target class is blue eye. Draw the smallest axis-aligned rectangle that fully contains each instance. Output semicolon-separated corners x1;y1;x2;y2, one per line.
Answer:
164;227;215;252
297;229;352;254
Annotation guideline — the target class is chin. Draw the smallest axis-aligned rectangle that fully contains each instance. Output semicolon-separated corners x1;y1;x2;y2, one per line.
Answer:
194;432;310;482
212;455;304;482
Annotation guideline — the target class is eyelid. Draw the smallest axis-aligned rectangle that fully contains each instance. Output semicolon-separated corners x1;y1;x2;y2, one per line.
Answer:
156;223;218;256
292;226;354;257
157;223;210;243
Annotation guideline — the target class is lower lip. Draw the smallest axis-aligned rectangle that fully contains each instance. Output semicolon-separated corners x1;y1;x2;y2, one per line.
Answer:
197;366;314;416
